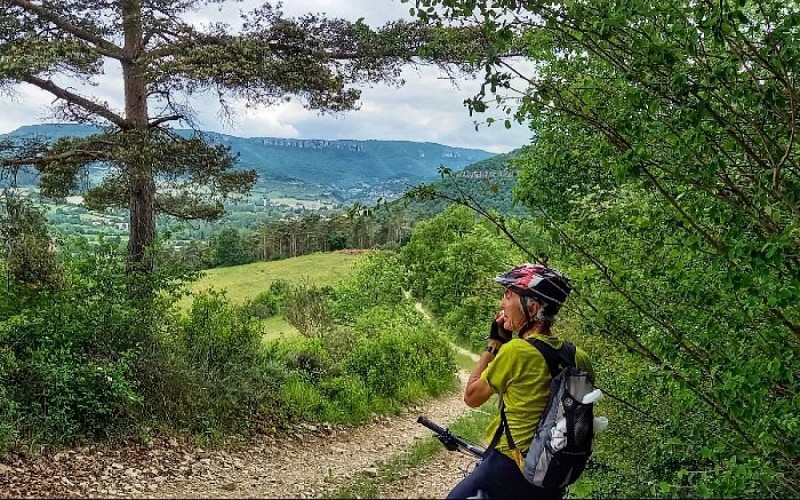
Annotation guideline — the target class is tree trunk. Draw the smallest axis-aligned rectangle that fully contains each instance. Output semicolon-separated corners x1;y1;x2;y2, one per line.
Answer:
127;171;155;273
121;0;154;274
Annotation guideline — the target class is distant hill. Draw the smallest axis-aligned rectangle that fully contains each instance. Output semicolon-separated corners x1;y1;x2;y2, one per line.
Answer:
380;149;524;220
3;124;495;191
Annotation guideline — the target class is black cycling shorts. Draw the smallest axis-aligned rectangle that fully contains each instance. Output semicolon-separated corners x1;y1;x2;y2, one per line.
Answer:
446;448;564;500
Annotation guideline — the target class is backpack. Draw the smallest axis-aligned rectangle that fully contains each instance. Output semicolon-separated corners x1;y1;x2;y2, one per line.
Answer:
488;339;598;490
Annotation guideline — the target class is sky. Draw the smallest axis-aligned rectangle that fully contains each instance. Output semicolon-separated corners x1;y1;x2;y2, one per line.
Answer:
0;0;533;154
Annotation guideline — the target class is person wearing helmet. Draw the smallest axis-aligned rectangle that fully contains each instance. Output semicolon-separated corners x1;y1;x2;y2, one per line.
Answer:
447;263;594;500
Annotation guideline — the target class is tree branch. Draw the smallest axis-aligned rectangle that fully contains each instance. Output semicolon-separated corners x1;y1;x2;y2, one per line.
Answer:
148;115;183;128
0;149;106;167
9;0;125;60
23;76;129;129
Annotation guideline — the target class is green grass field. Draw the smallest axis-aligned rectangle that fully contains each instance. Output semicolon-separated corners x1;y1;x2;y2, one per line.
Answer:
181;252;364;341
259;314;301;341
185;252;363;304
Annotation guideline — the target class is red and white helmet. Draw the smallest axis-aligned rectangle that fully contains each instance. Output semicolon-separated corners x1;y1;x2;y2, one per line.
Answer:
494;263;572;312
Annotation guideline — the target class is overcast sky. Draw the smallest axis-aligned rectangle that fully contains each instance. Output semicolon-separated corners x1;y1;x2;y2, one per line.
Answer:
0;1;533;153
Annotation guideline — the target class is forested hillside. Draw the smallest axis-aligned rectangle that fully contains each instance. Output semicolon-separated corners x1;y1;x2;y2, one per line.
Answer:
384;150;523;219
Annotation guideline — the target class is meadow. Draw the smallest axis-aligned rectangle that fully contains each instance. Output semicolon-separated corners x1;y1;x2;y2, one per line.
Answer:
184;251;362;304
181;251;365;340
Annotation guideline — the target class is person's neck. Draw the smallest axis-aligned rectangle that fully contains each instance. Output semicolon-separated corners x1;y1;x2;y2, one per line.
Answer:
520;322;551;340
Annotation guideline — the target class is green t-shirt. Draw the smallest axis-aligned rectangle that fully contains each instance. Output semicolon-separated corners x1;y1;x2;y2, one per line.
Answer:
479;335;594;459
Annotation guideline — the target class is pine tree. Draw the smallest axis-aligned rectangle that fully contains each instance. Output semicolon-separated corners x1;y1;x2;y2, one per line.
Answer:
0;0;468;274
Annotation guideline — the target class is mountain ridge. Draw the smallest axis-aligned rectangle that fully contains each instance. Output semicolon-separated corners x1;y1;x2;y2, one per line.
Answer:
3;124;495;190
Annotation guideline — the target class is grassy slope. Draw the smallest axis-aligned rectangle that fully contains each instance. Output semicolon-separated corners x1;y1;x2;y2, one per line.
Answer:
182;252;364;339
186;252;362;303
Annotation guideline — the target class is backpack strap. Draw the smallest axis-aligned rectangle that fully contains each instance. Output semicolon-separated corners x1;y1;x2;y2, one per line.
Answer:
486;340;578;461
488;397;517;446
487;397;524;467
528;338;577;377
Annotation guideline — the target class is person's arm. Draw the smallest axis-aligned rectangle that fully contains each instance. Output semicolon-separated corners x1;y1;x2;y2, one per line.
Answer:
463;339;501;408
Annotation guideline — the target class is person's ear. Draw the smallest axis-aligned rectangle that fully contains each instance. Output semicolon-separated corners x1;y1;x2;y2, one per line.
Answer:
528;300;540;316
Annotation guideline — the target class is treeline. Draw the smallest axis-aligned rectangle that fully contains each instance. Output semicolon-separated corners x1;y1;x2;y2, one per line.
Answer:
178;208;418;270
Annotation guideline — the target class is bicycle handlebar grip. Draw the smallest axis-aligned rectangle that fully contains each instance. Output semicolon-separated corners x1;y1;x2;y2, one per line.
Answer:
417;416;448;435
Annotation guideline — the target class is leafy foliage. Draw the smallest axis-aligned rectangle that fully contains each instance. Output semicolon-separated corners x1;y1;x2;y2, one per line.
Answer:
0;237;172;446
401;205;524;347
407;0;800;495
0;195;61;291
209;227;255;268
271;252;458;423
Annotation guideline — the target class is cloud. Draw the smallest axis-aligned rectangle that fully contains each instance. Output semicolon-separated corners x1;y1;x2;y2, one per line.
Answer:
206;64;534;153
219;100;306;138
1;86;59;130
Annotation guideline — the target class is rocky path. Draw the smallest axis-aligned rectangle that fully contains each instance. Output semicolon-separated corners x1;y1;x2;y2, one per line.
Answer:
1;299;482;499
379;448;477;499
0;372;478;499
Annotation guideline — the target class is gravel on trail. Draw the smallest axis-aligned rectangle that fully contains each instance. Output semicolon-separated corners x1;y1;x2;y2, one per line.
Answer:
379;448;477;499
0;300;483;499
0;372;480;499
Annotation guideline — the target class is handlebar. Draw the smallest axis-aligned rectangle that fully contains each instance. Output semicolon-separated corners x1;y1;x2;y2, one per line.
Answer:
418;416;448;435
417;416;486;459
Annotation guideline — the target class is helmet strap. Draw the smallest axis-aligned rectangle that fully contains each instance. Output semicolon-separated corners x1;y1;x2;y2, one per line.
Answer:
519;295;536;335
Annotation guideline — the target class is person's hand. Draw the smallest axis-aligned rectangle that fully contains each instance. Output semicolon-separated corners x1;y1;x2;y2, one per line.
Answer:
487;311;513;344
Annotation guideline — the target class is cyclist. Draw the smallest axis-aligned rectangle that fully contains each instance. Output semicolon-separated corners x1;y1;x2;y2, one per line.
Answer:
447;263;595;500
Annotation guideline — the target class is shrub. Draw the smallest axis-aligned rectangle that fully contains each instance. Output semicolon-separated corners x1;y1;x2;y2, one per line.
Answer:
330;252;407;323
277;336;335;382
281;282;335;337
246;290;280;319
317;376;371;424
268;279;291;303
344;305;457;402
157;290;286;436
0;238;167;444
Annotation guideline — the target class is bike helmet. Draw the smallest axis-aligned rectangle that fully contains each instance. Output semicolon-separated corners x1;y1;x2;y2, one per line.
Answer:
494;263;572;312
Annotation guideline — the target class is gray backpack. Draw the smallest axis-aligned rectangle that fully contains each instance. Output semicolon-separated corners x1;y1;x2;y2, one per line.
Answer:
489;339;597;490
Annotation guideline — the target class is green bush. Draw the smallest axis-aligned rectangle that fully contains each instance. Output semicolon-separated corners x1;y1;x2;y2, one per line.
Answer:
156;290;287;437
0;235;293;447
330;252;408;323
180;290;263;370
269;252;459;427
280;374;327;421
400;206;523;345
345;305;457;402
277;336;336;382
0;385;18;455
277;340;368;424
0;238;167;444
245;290;280;318
268;279;291;303
317;375;371;423
243;279;293;320
281;282;336;337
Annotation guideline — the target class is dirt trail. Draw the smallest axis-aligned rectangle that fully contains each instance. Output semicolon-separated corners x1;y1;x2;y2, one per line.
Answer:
0;297;483;499
138;374;473;499
380;448;477;499
0;371;476;499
